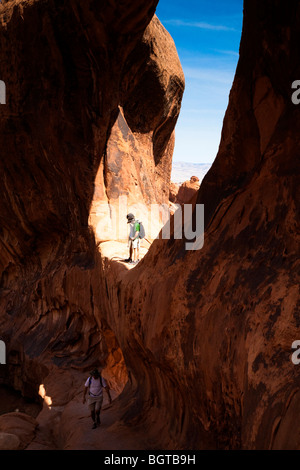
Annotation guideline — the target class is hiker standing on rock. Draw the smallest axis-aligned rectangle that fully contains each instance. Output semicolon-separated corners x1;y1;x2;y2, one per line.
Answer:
124;213;140;264
83;368;112;429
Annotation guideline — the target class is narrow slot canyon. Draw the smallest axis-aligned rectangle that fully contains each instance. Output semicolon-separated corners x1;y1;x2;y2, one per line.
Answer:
0;0;299;452
0;384;42;418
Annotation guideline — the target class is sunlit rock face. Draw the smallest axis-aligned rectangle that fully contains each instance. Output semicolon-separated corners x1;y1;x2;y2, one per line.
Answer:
0;0;185;450
0;0;161;394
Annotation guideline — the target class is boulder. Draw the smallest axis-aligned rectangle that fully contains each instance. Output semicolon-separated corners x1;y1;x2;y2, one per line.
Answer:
0;0;183;450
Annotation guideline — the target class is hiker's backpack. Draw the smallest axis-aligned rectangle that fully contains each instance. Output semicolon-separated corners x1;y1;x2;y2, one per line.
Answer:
89;375;103;388
136;220;145;239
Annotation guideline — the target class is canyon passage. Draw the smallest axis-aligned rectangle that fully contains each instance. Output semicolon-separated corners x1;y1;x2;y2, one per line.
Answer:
0;0;299;451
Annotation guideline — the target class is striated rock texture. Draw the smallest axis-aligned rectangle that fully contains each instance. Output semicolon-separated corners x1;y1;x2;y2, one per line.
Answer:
0;413;37;449
169;176;200;205
0;0;299;452
169;181;180;203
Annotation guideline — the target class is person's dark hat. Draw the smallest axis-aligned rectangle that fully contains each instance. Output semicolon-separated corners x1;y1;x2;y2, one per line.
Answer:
90;368;100;377
126;213;135;223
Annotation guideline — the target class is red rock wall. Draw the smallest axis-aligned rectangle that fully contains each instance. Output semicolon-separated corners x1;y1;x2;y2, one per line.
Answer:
170;176;200;205
0;0;162;403
97;0;300;450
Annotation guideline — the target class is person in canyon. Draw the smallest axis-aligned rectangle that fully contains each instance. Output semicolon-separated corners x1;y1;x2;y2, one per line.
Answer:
124;213;140;264
82;368;112;429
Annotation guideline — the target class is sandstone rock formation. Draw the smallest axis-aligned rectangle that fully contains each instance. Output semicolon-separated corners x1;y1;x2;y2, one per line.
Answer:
0;0;299;452
169;176;200;205
169;181;180;203
0;431;20;450
0;413;37;449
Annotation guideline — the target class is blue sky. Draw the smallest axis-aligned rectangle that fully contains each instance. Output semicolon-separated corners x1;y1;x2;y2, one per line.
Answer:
156;0;243;164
